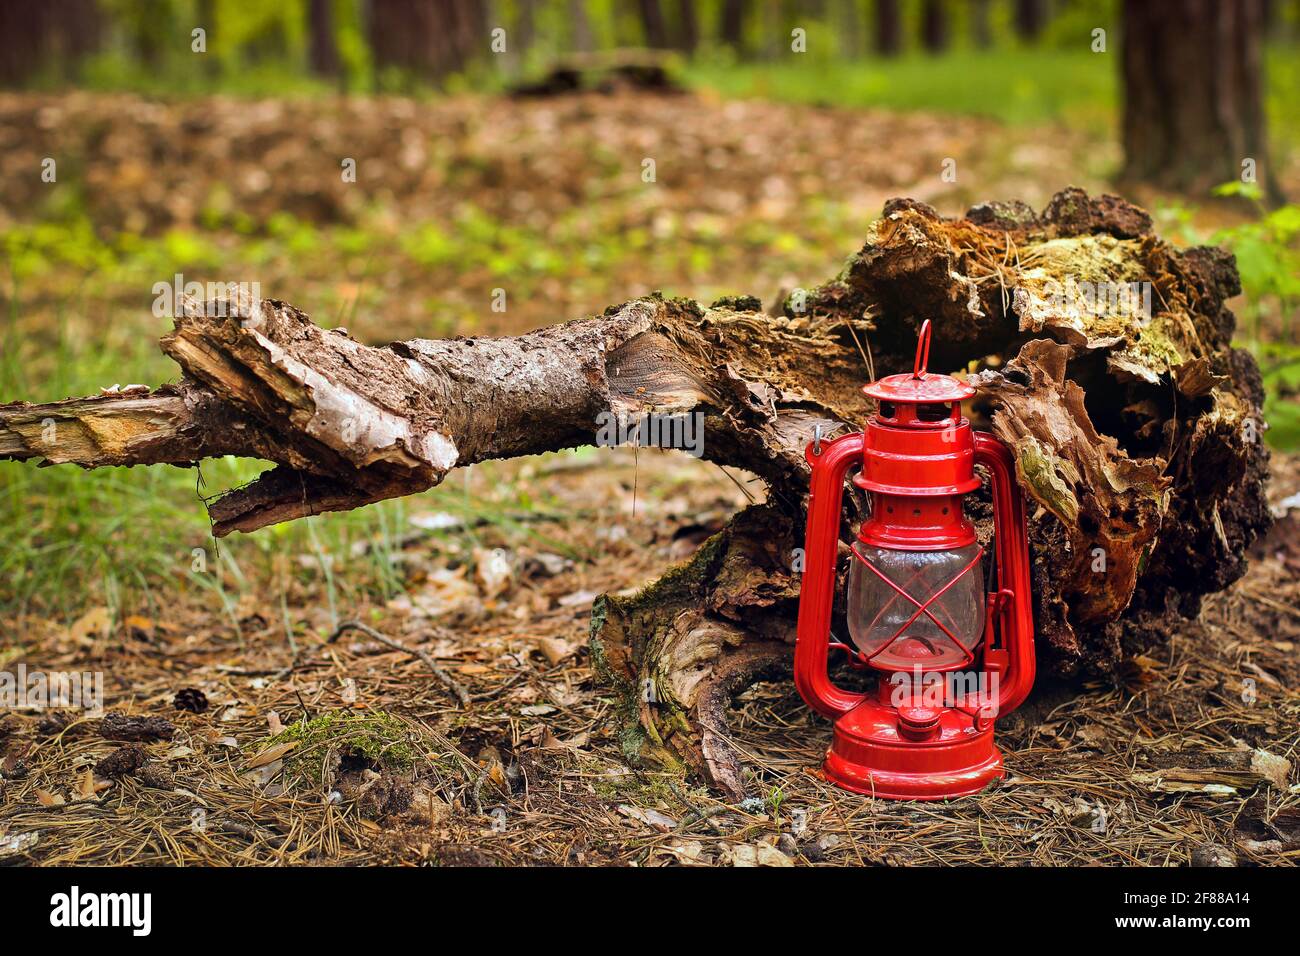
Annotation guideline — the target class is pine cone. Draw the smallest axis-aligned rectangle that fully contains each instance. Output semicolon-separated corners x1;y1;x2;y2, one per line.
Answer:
95;743;148;779
172;687;209;714
138;763;175;790
36;710;75;738
0;713;22;740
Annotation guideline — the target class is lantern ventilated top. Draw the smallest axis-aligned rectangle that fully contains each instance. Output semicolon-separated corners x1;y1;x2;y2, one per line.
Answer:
861;320;975;405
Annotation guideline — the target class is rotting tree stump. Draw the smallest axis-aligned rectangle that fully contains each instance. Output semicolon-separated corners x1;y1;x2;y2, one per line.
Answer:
1;188;1271;797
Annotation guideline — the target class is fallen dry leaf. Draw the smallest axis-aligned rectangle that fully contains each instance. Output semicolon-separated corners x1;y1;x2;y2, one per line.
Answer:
69;606;113;644
664;840;706;863
242;761;284;787
245;741;298;769
122;614;152;631
473;547;515;599
728;843;794;867
1251;749;1292;789
1074;724;1108;747
531;635;577;665
617;805;678;831
73;767;97;802
556;589;598;608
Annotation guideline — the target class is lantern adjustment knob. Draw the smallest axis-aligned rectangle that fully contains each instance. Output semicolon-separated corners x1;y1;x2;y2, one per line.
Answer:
896;705;942;742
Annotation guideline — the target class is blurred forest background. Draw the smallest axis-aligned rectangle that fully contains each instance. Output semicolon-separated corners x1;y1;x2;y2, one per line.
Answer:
1;0;1298;625
4;3;1300;869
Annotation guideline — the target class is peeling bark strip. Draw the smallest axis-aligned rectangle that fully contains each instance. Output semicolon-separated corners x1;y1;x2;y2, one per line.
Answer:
975;339;1170;626
0;189;1270;795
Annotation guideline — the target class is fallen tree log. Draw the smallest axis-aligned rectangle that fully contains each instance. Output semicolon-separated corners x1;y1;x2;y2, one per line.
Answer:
1;188;1270;797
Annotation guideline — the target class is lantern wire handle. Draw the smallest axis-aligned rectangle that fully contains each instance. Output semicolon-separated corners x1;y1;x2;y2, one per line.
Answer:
912;319;932;379
812;423;823;455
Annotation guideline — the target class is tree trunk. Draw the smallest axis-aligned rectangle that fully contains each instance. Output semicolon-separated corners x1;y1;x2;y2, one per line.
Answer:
971;0;991;48
130;0;173;71
874;0;901;56
2;190;1270;797
568;0;594;53
1015;0;1045;40
0;0;103;86
638;0;670;48
674;0;699;53
368;0;422;82
308;0;341;78
56;0;103;81
1120;0;1282;202
512;0;536;68
369;0;483;85
0;4;41;86
762;0;784;58
838;0;864;58
921;0;948;53
720;0;748;53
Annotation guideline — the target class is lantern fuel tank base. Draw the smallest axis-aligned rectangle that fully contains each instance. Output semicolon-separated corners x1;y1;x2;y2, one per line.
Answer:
820;699;1004;801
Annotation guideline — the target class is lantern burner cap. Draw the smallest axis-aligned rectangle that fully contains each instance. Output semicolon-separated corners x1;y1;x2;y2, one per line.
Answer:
862;319;975;405
895;705;943;742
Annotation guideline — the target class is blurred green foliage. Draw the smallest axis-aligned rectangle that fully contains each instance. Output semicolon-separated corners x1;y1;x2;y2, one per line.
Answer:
12;0;1293;159
687;48;1117;131
1210;184;1300;449
1156;181;1300;449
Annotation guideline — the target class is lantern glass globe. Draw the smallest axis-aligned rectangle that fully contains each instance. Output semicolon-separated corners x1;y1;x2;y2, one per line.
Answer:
847;544;985;670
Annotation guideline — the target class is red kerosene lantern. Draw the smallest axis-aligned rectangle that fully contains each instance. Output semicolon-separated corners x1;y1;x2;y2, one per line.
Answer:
795;320;1035;800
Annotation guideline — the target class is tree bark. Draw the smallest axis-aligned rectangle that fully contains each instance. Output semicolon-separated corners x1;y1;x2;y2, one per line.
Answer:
921;0;948;53
1;190;1270;796
874;0;901;56
1015;0;1045;40
568;0;594;53
971;0;992;48
1120;0;1282;202
512;0;536;68
720;0;748;53
369;0;484;86
639;0;671;48
0;0;102;86
675;0;699;54
307;0;341;78
0;3;51;86
838;0;864;58
368;0;421;83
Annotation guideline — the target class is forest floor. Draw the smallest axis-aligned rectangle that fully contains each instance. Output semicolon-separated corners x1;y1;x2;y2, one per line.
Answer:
1;88;1298;866
0;451;1297;866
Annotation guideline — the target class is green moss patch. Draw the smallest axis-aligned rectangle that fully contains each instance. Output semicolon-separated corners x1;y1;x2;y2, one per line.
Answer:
253;709;421;789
